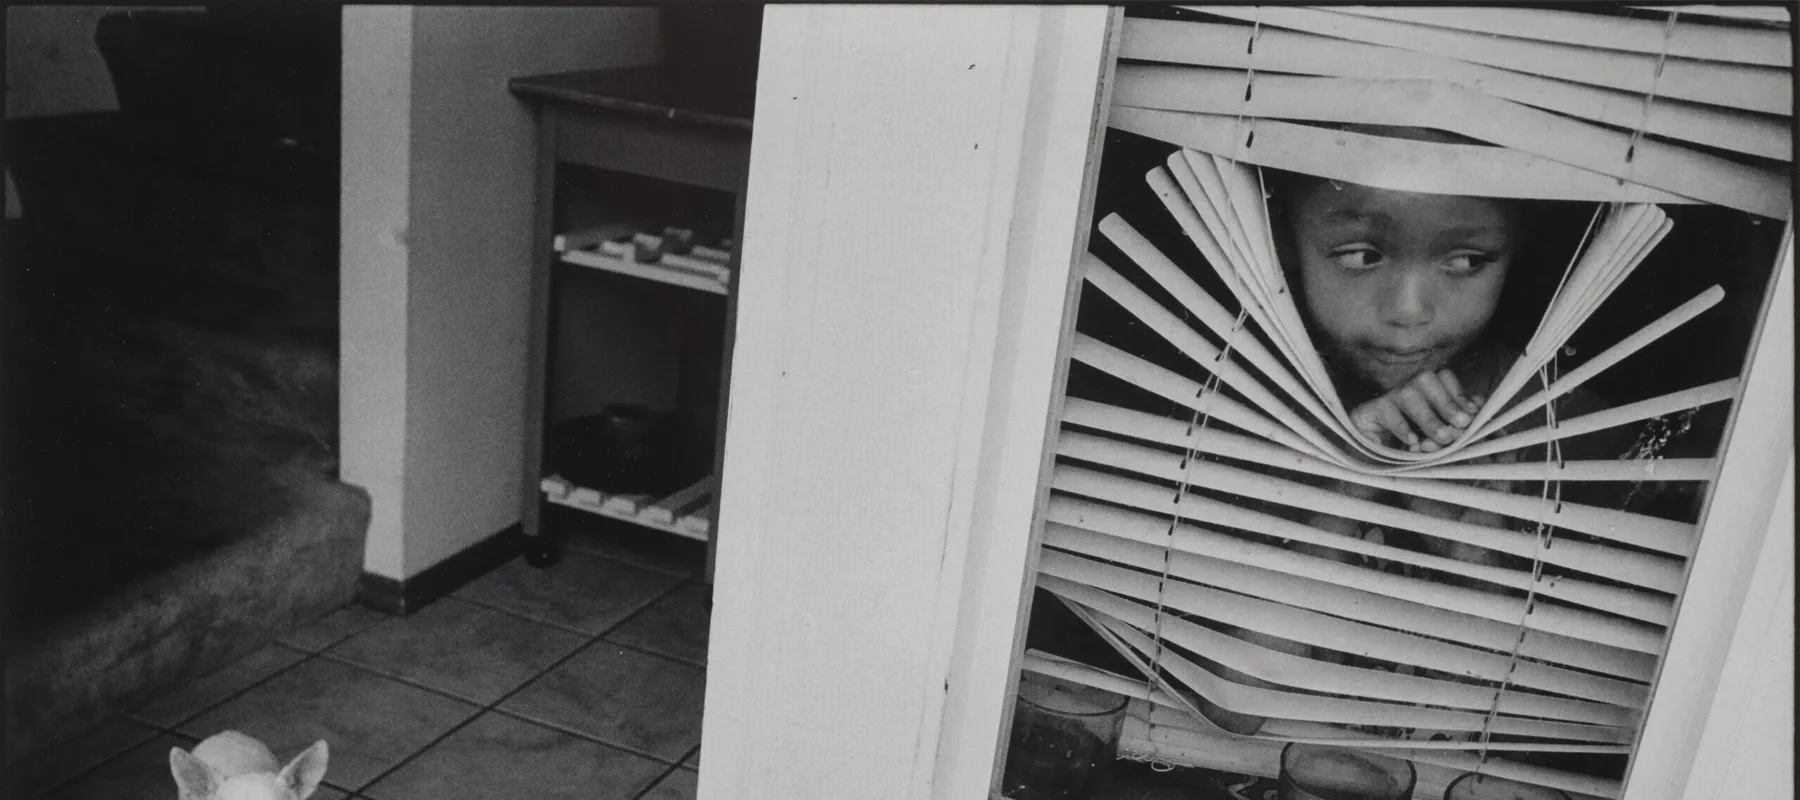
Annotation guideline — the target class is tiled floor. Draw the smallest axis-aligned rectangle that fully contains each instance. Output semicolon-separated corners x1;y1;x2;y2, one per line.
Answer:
9;516;710;800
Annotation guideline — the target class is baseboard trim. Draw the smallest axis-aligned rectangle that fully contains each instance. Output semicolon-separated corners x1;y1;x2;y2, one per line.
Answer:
357;524;524;615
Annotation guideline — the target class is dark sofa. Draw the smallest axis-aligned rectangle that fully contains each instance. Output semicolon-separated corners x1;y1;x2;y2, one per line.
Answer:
2;6;368;762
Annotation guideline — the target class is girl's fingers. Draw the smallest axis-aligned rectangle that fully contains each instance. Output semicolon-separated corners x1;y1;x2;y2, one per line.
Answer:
1394;385;1456;446
1414;372;1472;429
1355;398;1418;449
1436;370;1479;416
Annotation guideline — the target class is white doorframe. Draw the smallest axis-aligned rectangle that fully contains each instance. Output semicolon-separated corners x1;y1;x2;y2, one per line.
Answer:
705;6;1796;799
928;9;1120;800
1627;227;1795;799
697;8;1116;799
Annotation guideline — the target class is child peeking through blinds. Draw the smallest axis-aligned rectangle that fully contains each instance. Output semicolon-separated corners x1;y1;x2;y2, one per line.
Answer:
1261;125;1631;590
1025;124;1706;749
1213;125;1645;737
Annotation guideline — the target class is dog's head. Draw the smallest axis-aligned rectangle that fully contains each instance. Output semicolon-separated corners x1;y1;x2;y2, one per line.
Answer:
170;738;328;800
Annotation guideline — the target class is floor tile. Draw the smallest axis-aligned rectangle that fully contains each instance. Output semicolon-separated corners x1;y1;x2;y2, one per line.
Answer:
179;657;478;790
361;712;666;800
454;551;682;635
640;768;697;800
5;717;159;800
132;642;308;728
45;733;349;800
326;597;588;705
606;582;709;666
499;644;704;762
281;602;395;652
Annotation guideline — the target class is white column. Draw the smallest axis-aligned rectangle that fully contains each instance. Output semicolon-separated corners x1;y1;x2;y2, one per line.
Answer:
340;6;416;579
698;7;1111;799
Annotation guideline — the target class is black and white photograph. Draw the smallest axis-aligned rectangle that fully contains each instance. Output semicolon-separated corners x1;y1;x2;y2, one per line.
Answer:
1;4;1791;800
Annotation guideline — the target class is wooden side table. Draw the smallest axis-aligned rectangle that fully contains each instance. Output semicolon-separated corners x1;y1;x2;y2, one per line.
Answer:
511;66;752;582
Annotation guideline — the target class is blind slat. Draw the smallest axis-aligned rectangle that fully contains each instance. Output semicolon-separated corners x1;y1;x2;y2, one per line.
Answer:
1480;287;1728;440
1531;211;1674;350
1023;649;1187;709
1440;379;1739;467
1044;478;1669;653
1625;5;1791;24
1041;526;1656;694
1099;208;1339;437
1068;301;1736;474
1327;6;1790;67
1043;517;1656;682
1392;457;1715;484
1044;574;1635;727
1061;399;1699;554
1060;424;1688;599
1100;204;1374;458
1120;17;1791;161
1125;708;1625;797
1069;335;1326;459
1111;106;1705;208
1021;652;1634;758
1111;65;1790;214
1038;551;1649;711
1087;613;1635;742
1151;157;1359;426
1182;5;1792;115
1083;255;1347;460
1196;151;1344;402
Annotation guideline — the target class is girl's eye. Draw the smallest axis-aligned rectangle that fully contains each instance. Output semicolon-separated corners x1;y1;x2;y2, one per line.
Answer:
1445;253;1497;273
1329;247;1383;271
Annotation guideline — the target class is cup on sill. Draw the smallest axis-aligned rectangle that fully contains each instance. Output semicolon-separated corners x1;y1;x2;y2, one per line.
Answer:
1279;743;1416;800
1443;772;1571;800
1001;673;1129;800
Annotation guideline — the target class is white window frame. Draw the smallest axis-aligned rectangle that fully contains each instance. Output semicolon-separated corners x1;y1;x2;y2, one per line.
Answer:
698;7;1795;800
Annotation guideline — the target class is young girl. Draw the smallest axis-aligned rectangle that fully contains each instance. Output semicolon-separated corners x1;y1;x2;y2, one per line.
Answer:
1207;129;1642;737
1277;159;1529;580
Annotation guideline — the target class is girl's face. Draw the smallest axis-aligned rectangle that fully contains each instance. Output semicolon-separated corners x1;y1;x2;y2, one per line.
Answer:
1288;182;1516;392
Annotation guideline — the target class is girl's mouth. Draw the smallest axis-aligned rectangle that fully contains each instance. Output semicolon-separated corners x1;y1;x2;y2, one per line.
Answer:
1367;347;1435;366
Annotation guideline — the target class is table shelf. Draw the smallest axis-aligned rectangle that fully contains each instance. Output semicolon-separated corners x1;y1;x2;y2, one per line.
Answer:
541;474;715;541
558;248;730;296
515;65;749;576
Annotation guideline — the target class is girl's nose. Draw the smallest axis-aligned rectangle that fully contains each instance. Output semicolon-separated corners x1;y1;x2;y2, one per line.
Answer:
1380;267;1435;328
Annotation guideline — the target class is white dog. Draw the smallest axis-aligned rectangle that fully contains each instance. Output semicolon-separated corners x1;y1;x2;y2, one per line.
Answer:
170;730;329;800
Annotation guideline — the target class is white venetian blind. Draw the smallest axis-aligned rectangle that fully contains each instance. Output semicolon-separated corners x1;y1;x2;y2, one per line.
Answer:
1020;6;1792;800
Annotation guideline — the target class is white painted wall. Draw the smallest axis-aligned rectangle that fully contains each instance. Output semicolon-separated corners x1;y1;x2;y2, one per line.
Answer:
340;6;662;580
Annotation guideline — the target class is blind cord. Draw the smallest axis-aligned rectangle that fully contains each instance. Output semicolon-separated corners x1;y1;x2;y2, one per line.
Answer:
1474;358;1567;772
1235;11;1263;154
1624;11;1679;183
1145;307;1251;743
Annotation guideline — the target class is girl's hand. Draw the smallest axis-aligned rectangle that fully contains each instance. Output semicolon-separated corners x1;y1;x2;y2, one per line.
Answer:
1352;369;1483;453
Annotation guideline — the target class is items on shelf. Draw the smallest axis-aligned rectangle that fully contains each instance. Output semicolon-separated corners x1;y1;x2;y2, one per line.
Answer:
550;403;715;496
553;222;734;294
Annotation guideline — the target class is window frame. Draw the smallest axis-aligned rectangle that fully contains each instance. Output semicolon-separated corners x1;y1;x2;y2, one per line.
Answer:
699;7;1796;800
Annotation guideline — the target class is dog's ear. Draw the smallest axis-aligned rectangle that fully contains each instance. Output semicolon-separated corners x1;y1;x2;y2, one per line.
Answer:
170;747;221;798
279;740;329;800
